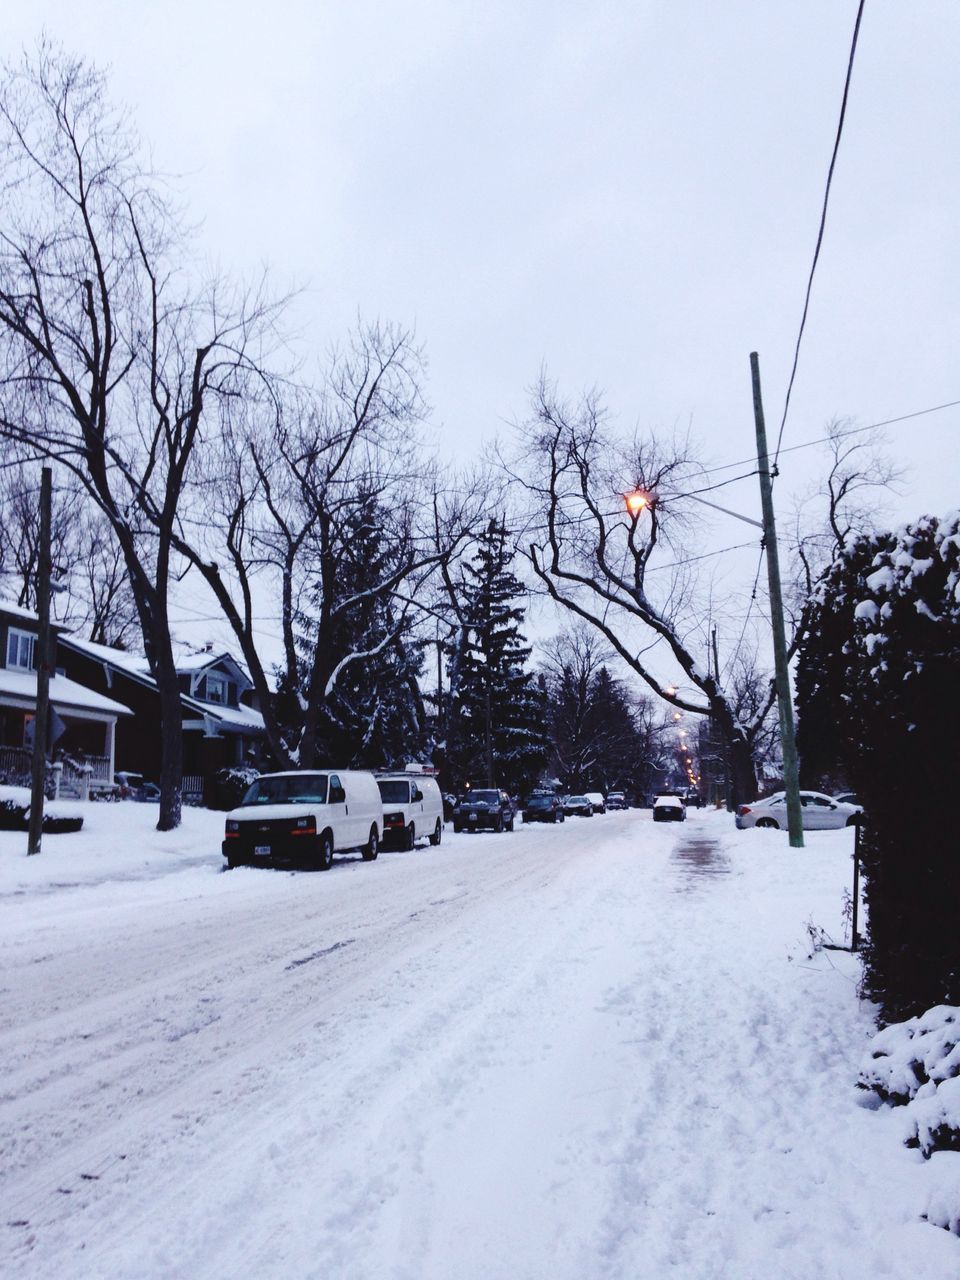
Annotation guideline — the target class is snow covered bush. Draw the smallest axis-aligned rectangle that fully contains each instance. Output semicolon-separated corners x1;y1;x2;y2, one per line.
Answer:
859;1006;960;1104
796;512;960;1019
208;766;261;811
860;1006;960;1235
906;1078;960;1159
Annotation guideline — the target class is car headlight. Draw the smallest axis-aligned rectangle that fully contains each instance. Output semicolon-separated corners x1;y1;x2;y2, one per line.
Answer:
225;820;240;833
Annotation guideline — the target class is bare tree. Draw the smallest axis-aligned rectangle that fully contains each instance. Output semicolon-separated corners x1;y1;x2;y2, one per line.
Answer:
170;322;485;767
512;377;761;803
0;44;283;827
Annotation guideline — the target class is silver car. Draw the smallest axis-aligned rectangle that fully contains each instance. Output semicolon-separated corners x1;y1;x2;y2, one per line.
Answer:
736;790;863;831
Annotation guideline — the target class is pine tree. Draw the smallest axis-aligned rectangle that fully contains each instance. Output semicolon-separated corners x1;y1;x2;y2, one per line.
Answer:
280;495;426;768
446;518;547;794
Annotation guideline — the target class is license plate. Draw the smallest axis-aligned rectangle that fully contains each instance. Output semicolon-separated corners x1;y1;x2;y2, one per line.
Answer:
254;844;271;856
469;813;477;822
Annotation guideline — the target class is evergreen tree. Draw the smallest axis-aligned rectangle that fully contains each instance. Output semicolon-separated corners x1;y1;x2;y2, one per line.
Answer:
446;518;547;794
796;514;960;1020
279;495;426;768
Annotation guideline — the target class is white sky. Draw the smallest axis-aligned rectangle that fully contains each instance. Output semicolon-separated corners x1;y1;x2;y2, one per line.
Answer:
8;0;959;668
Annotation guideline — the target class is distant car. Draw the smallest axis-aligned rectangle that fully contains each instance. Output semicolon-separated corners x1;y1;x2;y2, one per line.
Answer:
114;772;160;802
736;790;863;831
564;794;594;817
653;794;686;822
452;789;517;832
684;791;702;809
523;793;565;824
606;791;628;810
584;791;606;814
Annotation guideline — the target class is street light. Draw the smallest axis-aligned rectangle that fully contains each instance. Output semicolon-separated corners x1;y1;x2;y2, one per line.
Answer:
624;489;652;517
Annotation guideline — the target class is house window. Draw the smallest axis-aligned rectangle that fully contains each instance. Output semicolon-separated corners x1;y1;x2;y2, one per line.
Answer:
6;628;36;671
205;673;231;705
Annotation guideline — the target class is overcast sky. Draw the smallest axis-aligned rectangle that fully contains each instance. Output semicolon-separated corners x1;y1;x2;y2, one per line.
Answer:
8;0;959;664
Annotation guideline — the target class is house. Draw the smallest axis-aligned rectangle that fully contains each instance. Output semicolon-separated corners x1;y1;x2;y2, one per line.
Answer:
57;636;267;799
0;601;133;792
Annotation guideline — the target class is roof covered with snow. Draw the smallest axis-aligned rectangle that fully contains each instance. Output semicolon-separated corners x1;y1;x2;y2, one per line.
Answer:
0;668;133;717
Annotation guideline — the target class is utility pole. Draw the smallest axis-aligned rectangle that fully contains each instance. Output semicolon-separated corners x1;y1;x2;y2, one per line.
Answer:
750;353;803;848
27;466;52;856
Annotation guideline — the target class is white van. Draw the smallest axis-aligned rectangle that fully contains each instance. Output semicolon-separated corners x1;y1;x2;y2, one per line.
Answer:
376;773;444;849
222;770;383;870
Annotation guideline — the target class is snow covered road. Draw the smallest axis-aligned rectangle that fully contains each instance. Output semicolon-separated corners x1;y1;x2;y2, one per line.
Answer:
2;808;958;1278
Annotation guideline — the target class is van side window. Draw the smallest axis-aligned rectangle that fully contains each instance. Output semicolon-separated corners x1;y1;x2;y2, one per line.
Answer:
329;775;346;804
412;786;422;801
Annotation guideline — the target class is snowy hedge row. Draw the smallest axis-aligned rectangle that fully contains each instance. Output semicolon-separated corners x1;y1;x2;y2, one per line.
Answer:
860;1005;960;1235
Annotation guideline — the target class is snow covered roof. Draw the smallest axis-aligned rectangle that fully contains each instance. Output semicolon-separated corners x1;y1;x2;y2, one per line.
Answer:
0;668;132;718
0;599;66;631
59;633;264;734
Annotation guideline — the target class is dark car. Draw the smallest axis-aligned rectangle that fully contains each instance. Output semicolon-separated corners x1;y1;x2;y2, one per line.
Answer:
523;793;565;824
563;794;594;818
452;788;517;832
606;792;628;810
653;794;686;822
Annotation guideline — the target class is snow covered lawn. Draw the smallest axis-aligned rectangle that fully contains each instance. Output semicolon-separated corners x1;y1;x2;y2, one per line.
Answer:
1;806;958;1278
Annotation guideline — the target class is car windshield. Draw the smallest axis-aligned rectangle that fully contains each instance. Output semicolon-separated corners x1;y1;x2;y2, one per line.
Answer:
469;790;499;804
568;795;588;803
527;796;552;807
377;780;409;804
240;774;328;806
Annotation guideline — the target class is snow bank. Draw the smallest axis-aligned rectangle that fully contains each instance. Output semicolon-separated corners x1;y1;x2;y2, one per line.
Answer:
924;1153;960;1235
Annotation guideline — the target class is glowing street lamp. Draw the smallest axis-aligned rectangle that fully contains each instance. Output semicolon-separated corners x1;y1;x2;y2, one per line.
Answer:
624;489;653;518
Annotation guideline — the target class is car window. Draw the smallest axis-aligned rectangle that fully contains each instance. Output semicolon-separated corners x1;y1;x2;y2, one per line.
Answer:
378;780;409;804
241;774;328;805
472;790;499;803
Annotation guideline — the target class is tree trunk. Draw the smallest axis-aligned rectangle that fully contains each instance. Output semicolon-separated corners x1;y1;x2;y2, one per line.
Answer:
154;647;184;832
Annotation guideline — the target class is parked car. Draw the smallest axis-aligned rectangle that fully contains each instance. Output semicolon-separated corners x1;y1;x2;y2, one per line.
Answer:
452;789;517;832
606;791;628;810
736;790;863;831
377;773;444;849
523;793;565;824
114;772;160;802
222;770;383;869
563;794;594;817
653;794;686;822
684;791;702;809
584;791;606;814
833;792;862;808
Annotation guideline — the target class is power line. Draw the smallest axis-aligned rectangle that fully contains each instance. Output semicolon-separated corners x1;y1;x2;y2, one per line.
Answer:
693;398;960;480
774;0;867;469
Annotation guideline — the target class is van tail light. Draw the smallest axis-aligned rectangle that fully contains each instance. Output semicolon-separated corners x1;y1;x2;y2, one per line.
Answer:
737;805;751;816
291;817;317;837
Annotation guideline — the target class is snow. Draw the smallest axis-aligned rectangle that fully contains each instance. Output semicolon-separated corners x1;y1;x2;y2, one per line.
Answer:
0;668;132;717
2;808;959;1277
854;599;879;623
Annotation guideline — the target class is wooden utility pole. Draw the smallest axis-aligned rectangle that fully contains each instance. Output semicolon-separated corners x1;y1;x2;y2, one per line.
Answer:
27;466;52;856
749;353;803;848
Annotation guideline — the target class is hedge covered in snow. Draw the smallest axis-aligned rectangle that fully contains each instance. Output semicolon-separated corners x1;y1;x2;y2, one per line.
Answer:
796;512;960;1019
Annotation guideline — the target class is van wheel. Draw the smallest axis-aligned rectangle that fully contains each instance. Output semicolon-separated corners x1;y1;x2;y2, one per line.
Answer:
429;819;442;846
362;826;379;861
317;831;334;871
404;823;416;851
452;822;462;833
493;814;504;833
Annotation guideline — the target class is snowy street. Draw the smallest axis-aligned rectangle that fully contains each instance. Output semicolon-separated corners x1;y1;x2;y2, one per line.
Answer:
2;808;958;1279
